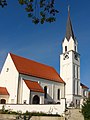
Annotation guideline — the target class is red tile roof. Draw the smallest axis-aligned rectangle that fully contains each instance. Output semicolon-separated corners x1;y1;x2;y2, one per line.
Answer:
24;79;44;93
10;53;65;83
80;83;89;89
0;87;9;95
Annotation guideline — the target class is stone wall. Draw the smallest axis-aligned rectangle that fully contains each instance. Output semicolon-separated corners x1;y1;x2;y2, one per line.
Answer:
31;116;65;120
0;114;65;120
0;99;65;115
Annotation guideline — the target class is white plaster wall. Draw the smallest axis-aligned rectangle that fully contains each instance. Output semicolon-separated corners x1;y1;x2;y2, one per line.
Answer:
78;81;80;95
22;84;44;104
0;95;9;103
80;87;89;98
62;38;68;53
80;87;89;108
73;95;81;107
0;99;65;115
60;51;73;96
78;67;80;79
22;80;30;104
20;74;65;104
60;49;80;106
31;92;44;104
0;53;19;104
17;77;23;104
62;37;78;53
86;91;89;98
65;94;74;107
68;37;75;51
75;80;77;95
80;86;82;96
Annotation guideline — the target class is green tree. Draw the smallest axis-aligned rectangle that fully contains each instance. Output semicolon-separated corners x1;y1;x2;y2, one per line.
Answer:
0;0;59;24
82;98;90;120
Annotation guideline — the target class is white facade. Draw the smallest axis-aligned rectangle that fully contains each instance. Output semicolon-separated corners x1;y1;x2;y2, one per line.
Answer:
0;53;65;106
80;84;89;107
20;74;65;104
0;54;19;104
60;37;81;107
62;37;78;53
60;8;82;107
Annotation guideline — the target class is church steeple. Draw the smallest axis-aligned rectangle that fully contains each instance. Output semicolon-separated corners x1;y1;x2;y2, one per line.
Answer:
66;6;75;41
60;6;80;108
62;7;78;53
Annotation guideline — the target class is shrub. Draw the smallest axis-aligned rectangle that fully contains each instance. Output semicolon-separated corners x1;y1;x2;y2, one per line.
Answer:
82;98;90;120
23;111;60;117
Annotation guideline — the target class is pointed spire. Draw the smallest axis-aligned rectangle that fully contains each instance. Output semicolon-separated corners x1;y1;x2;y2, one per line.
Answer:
66;6;75;40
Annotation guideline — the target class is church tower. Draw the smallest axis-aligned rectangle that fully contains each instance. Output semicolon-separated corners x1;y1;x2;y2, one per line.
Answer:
60;7;81;107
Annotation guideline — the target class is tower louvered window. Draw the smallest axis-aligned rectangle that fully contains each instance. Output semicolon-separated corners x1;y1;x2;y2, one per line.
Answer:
65;46;67;52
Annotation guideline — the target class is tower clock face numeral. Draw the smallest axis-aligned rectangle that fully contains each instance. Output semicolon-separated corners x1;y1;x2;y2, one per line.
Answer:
63;52;69;60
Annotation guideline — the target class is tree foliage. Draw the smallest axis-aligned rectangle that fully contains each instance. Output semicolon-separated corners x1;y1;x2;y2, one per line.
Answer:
0;0;7;7
82;98;90;120
0;0;59;24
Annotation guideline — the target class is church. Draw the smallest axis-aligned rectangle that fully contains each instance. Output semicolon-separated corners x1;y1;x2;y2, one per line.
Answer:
0;53;65;105
0;8;89;109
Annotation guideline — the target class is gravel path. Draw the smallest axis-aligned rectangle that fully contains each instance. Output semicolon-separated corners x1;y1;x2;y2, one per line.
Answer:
65;108;84;120
0;114;16;120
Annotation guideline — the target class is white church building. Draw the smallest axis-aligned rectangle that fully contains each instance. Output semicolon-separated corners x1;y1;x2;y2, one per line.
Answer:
0;53;65;105
0;8;89;113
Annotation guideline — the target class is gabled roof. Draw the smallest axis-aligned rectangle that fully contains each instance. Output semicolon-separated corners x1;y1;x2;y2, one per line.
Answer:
66;6;75;41
0;87;9;95
80;83;89;89
24;79;44;93
10;53;65;83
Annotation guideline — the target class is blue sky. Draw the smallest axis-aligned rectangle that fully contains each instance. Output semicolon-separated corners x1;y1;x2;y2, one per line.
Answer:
0;0;90;89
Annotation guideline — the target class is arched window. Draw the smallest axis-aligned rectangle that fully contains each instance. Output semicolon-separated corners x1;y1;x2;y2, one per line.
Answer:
44;86;47;98
0;99;6;104
57;89;60;100
32;95;40;104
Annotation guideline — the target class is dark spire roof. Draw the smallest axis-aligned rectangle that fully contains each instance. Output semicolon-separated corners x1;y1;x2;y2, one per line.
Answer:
66;6;75;40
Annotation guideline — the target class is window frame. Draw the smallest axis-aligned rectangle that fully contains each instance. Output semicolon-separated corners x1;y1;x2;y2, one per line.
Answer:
57;89;60;100
44;86;47;99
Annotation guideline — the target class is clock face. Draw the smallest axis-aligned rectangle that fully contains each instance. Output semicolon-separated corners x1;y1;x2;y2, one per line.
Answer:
63;52;69;60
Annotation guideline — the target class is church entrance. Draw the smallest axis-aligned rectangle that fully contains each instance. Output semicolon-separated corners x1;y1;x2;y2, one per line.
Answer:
0;99;6;104
32;95;40;104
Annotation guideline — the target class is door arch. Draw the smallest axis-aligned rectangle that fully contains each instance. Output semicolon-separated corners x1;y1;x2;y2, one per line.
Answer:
0;99;6;104
32;95;40;104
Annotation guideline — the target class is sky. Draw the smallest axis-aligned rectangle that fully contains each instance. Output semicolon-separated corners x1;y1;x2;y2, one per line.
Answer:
0;0;90;89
